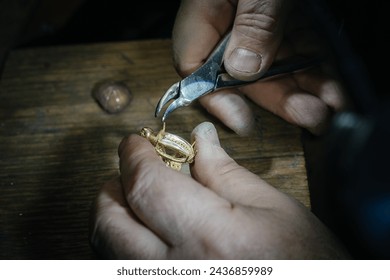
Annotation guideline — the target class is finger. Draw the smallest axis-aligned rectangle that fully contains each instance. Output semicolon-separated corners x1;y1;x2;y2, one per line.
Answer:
90;177;168;259
199;89;255;136
191;122;292;208
283;9;347;111
240;77;331;134
118;135;232;247
224;0;291;81
292;69;347;111
172;0;235;76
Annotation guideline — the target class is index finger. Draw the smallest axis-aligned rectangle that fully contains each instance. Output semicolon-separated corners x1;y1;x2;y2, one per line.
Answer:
172;0;235;76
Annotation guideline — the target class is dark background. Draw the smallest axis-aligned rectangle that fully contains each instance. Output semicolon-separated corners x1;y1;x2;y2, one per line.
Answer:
0;0;181;72
23;0;181;45
1;0;389;259
0;0;388;96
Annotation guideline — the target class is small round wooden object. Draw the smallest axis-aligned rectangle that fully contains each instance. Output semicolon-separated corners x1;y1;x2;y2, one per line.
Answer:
93;81;132;114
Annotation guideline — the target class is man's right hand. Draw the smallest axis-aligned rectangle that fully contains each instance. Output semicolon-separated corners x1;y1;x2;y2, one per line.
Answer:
172;0;347;135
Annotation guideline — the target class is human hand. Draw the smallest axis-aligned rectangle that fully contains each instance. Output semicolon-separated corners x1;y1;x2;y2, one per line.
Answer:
90;122;349;259
172;0;347;135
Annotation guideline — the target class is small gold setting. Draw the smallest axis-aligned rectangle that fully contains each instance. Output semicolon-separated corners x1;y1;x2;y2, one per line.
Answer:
140;123;196;171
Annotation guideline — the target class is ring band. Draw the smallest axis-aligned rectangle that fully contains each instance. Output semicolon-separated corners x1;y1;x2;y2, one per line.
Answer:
140;123;195;170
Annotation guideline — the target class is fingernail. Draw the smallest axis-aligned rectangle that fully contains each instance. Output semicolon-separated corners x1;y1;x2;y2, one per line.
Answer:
192;122;221;147
228;48;262;74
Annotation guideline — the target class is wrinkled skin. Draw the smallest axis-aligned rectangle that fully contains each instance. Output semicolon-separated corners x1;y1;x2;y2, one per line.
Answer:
172;0;347;135
90;122;349;259
89;0;350;259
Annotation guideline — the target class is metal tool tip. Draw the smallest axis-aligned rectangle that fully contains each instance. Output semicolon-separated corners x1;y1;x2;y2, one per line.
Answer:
154;82;180;119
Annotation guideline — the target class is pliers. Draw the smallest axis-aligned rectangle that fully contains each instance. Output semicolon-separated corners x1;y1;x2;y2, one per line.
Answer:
155;31;322;121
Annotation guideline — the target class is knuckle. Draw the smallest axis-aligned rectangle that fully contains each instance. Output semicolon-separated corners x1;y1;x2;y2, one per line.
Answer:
217;157;245;177
234;12;278;41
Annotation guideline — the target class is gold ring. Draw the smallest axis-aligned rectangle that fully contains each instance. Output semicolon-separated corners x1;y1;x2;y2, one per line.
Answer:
140;123;195;171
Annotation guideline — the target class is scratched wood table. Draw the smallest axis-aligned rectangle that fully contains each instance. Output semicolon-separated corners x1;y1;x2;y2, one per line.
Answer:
0;40;309;259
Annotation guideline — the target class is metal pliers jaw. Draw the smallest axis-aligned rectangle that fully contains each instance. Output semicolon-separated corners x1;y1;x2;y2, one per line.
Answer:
155;33;231;121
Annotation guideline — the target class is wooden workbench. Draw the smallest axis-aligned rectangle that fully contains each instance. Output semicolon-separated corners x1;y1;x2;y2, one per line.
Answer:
0;39;309;259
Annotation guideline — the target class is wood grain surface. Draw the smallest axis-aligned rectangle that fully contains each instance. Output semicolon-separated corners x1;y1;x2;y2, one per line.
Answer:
0;39;309;259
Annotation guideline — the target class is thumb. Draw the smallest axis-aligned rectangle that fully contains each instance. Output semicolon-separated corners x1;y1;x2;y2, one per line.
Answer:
224;0;291;81
191;122;288;208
